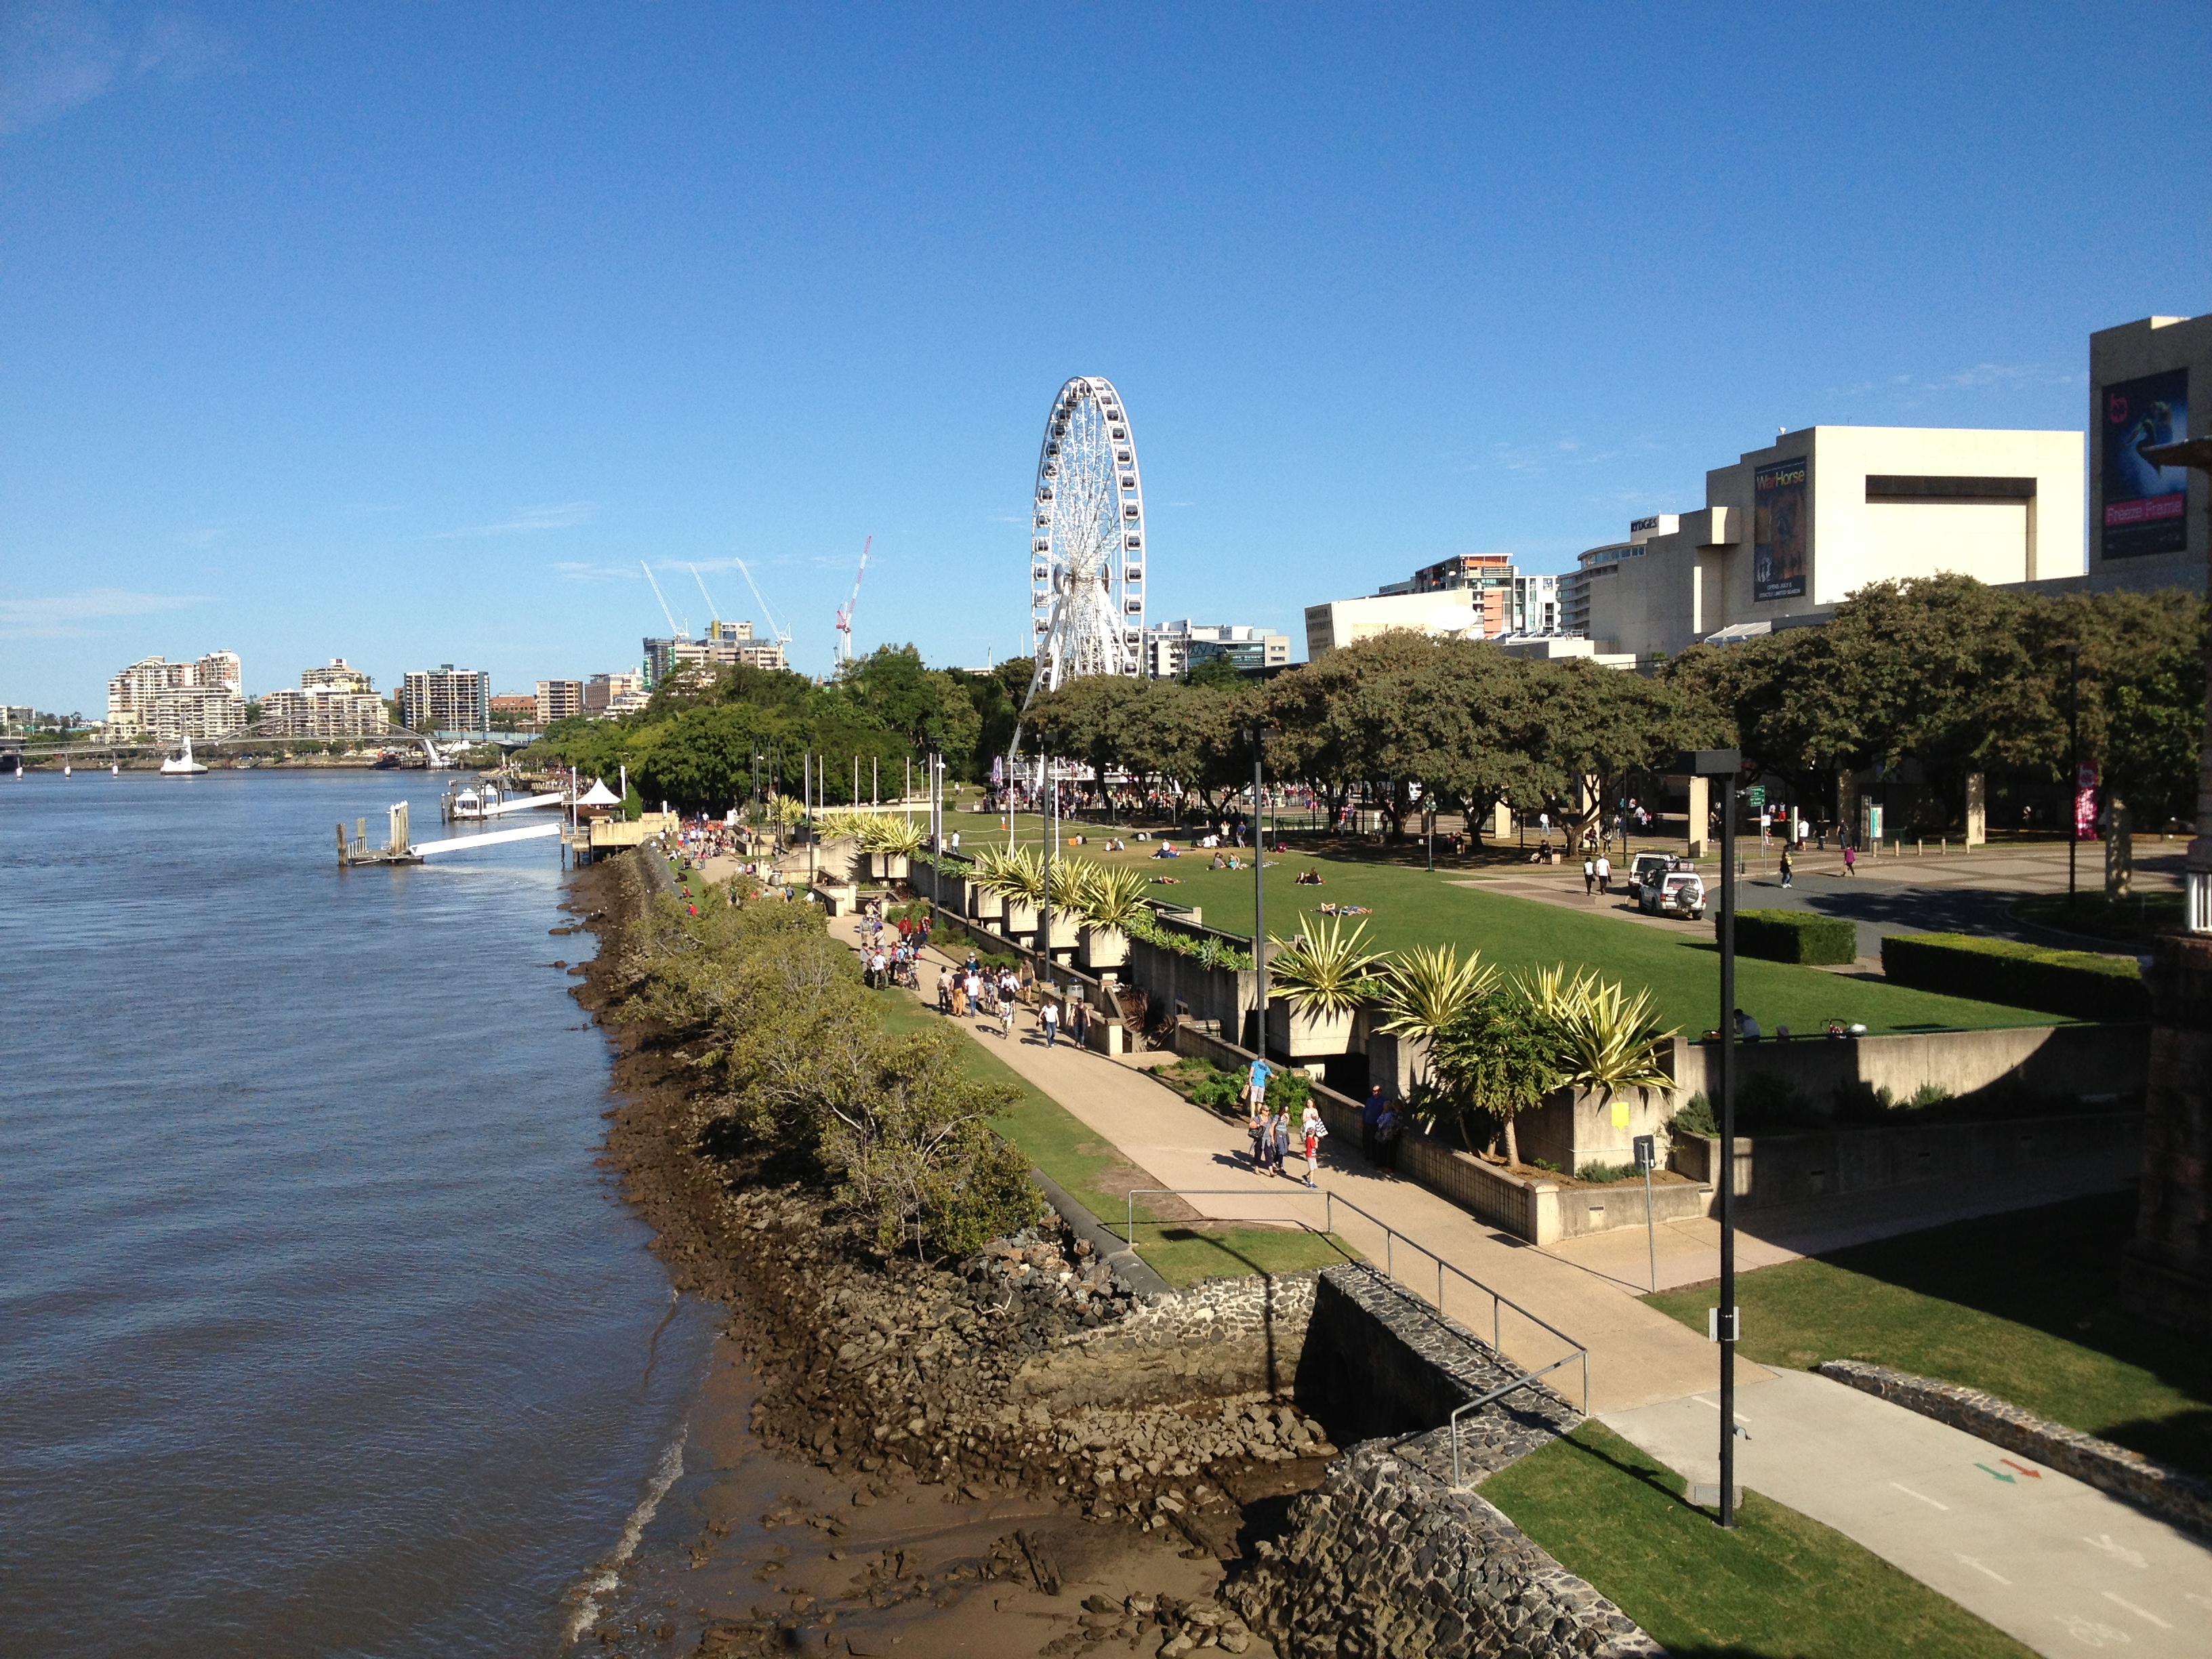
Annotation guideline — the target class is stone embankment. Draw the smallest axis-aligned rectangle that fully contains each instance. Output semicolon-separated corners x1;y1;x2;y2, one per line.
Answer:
1223;1437;1662;1659
1820;1358;2212;1540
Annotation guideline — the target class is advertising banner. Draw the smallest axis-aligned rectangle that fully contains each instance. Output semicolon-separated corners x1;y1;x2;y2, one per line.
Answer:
2074;761;2100;841
1754;458;1808;602
2100;370;2190;560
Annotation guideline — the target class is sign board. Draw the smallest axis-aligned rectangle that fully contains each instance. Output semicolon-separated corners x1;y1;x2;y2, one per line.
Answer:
2101;370;2190;560
2076;760;2100;840
1745;785;1766;812
1633;1134;1656;1173
1753;457;1809;601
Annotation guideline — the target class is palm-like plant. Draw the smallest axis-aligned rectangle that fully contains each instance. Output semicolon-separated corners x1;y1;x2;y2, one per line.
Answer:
1074;863;1151;929
1554;979;1675;1119
1426;985;1567;1165
765;793;806;827
871;817;928;858
1372;944;1498;1044
1267;913;1387;1018
979;845;1049;907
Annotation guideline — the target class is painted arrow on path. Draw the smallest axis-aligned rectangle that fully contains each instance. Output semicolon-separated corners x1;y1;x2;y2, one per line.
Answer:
1999;1458;2042;1479
1975;1463;2016;1483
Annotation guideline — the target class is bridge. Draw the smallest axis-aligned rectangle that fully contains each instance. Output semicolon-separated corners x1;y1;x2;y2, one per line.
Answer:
1;729;538;764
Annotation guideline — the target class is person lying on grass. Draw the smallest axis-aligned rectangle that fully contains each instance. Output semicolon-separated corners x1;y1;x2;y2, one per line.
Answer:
1315;901;1372;916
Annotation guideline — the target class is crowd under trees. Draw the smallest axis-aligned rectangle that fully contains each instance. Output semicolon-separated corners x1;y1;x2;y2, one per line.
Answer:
524;575;2205;836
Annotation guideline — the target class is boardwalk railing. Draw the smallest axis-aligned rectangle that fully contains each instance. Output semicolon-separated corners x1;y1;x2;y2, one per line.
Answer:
1115;1185;1590;1440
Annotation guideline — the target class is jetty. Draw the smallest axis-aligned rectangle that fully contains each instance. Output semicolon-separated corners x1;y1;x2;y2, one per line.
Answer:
339;803;424;866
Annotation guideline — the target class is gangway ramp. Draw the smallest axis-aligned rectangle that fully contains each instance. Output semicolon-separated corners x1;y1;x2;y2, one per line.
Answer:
417;821;562;857
478;792;562;817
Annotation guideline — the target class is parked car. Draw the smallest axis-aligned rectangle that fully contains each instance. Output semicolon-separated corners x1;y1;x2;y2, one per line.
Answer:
1626;851;1675;901
1643;870;1706;921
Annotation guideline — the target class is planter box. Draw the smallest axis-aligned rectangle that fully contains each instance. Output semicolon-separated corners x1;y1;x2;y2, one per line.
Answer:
970;886;1004;922
1515;1086;1674;1175
1266;997;1359;1060
1080;924;1130;972
1367;1031;1431;1097
1004;901;1039;936
1039;910;1081;953
869;852;910;880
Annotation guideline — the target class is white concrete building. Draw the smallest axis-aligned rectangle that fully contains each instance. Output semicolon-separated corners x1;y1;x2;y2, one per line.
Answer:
106;652;245;739
535;679;585;724
2081;313;2209;594
1140;620;1294;678
1584;426;2085;659
585;670;646;716
399;665;490;732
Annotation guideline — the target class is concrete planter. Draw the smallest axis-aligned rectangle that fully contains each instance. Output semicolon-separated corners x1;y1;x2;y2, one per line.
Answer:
1266;996;1359;1060
1038;910;1081;954
970;885;1004;922
869;852;909;880
1515;1086;1673;1175
1004;901;1039;936
1368;1031;1431;1097
1080;924;1130;971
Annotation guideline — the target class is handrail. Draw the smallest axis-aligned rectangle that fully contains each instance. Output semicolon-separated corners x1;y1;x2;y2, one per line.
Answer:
1448;1351;1589;1486
1117;1184;1590;1422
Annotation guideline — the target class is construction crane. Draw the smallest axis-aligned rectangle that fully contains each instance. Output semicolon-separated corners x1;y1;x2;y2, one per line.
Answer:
640;560;687;639
834;536;872;666
730;556;794;648
687;562;724;634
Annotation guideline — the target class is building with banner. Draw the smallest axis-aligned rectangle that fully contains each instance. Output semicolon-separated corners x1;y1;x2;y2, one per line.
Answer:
1582;425;2083;660
2085;314;2208;594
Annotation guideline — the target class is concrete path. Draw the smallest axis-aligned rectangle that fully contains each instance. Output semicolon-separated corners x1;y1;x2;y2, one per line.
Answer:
1603;1370;2212;1659
834;913;1757;1416
1543;1149;2143;1296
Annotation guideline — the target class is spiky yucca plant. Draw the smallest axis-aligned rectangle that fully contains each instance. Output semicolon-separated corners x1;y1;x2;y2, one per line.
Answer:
1372;944;1498;1045
1075;863;1151;929
1554;978;1675;1115
1267;913;1387;1018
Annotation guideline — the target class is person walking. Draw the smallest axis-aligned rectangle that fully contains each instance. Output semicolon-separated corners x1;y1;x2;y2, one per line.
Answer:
1581;853;1596;895
1842;841;1857;878
1245;1054;1274;1122
1595;853;1612;895
1374;1102;1402;1174
1300;1104;1326;1189
1040;998;1060;1048
1267;1106;1292;1177
1778;847;1793;888
1069;997;1089;1051
1248;1097;1269;1171
1360;1084;1387;1162
999;996;1017;1041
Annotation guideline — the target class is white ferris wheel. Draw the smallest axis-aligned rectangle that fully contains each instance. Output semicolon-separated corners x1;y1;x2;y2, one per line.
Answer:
1022;376;1146;712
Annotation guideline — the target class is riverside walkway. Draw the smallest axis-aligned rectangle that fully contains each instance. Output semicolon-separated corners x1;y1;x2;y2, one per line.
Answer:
830;912;2212;1656
829;911;1741;1417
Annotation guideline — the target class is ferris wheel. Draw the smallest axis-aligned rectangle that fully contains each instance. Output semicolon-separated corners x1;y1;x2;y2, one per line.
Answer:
1022;377;1147;708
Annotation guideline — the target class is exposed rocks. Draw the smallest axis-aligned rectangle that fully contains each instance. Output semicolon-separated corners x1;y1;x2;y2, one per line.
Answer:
1222;1437;1662;1659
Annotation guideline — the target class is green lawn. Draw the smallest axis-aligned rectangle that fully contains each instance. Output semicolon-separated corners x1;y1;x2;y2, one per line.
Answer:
935;819;2050;1038
874;989;1351;1285
1483;1422;2034;1658
2010;889;2183;947
1647;1191;2212;1480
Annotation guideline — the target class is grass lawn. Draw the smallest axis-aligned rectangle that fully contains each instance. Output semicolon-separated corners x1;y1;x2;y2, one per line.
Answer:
931;814;2047;1038
873;989;1352;1286
1646;1191;2212;1480
1482;1421;2033;1658
2011;889;2183;947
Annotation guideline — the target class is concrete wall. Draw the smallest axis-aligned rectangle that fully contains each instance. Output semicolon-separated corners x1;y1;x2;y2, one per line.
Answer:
1670;1111;2141;1209
1011;1271;1316;1413
1668;1022;2150;1114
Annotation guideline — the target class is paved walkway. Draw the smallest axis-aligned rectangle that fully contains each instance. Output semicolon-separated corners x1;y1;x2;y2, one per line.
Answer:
834;912;1749;1416
1605;1370;2212;1659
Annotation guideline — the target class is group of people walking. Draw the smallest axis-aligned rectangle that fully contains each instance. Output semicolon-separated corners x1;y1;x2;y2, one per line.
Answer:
1237;1057;1408;1188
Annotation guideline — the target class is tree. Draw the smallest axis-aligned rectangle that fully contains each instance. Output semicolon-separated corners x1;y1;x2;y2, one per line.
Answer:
1425;985;1568;1164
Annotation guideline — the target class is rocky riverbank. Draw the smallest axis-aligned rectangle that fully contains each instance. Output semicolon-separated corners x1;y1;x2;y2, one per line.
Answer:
568;853;1340;1656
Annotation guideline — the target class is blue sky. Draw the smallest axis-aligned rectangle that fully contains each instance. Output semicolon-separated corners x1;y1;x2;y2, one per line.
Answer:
4;2;2208;712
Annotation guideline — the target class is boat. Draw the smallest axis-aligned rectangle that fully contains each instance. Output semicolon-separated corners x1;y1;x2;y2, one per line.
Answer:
110;762;119;776
159;736;209;777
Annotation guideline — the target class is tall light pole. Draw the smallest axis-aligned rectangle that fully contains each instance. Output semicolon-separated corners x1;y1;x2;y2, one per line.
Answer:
2065;643;2083;910
2142;437;2212;933
1682;747;1742;1528
1248;727;1275;1054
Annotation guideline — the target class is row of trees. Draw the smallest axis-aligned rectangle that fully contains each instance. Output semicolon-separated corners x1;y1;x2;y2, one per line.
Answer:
1025;575;2206;836
525;575;2204;829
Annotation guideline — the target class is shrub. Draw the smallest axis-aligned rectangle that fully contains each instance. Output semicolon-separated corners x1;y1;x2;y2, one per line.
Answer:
1880;933;2149;1021
1668;1091;1717;1139
1729;909;1856;966
1576;1160;1641;1185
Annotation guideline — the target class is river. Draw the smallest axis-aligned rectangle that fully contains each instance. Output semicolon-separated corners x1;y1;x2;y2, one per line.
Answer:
0;769;714;1656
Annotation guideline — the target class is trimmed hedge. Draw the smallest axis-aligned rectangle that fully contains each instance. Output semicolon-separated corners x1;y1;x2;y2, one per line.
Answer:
1881;933;2148;1021
1724;908;1858;966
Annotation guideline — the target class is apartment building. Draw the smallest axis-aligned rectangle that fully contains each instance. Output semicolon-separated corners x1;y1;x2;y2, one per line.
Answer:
586;670;647;715
1139;620;1293;678
642;619;787;689
106;652;246;739
535;680;586;724
1305;554;1566;659
398;665;491;732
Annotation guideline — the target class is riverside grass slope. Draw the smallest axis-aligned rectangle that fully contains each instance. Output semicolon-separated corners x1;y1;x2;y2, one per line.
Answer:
874;994;1352;1288
934;809;2049;1037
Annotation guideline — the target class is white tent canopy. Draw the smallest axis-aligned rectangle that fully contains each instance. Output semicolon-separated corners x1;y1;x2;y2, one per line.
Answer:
576;777;623;806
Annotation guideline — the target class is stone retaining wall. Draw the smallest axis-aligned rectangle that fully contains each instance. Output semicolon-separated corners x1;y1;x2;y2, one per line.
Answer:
1223;1439;1662;1658
1818;1359;2212;1541
1010;1271;1317;1414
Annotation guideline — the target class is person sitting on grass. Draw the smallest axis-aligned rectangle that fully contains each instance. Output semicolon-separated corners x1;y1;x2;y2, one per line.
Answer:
1151;842;1180;859
1210;850;1229;869
1294;867;1324;885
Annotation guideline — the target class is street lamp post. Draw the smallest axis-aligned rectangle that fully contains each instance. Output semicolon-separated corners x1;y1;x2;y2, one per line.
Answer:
2141;437;2212;933
1248;728;1272;1055
1681;747;1743;1528
2065;644;2082;909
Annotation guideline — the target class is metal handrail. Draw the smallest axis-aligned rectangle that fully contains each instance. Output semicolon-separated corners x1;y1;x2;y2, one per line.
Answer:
1117;1185;1591;1419
1448;1351;1589;1486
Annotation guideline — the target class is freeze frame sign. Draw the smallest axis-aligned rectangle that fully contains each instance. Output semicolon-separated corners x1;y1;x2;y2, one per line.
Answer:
1754;457;1808;602
2100;369;2189;561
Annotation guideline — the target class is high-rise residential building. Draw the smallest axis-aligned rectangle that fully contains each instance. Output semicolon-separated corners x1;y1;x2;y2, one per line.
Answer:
106;652;245;738
1139;620;1293;678
489;694;538;723
398;665;491;732
536;679;586;724
585;670;647;715
257;658;390;739
1305;554;1569;659
642;619;787;689
300;658;375;694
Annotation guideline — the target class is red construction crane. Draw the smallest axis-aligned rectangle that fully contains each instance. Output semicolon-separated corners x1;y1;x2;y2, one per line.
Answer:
835;535;872;665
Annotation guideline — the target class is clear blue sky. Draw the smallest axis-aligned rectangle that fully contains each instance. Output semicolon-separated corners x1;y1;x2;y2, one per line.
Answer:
5;2;2208;714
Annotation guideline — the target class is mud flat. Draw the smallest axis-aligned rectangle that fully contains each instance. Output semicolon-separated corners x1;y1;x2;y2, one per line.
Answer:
566;854;1338;1658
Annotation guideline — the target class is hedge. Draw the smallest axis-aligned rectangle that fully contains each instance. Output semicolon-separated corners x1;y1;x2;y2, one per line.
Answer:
1880;932;2148;1021
1726;908;1858;966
